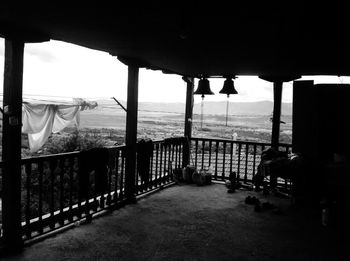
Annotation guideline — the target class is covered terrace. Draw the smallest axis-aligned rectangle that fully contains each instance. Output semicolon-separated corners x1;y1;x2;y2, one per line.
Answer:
1;3;350;259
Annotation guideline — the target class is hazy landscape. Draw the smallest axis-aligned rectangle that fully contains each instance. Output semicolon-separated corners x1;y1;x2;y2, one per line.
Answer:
76;99;292;145
1;99;292;156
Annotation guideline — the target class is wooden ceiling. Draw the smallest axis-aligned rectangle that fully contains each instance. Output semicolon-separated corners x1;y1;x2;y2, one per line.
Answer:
1;3;349;79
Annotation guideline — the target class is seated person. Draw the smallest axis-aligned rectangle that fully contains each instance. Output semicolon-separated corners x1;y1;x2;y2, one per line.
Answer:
253;148;303;196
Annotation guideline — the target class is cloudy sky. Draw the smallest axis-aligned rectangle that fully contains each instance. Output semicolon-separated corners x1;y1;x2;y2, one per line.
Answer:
1;38;349;104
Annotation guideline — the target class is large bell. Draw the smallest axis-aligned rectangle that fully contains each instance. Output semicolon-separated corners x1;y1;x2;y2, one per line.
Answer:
194;78;214;97
220;77;238;127
219;77;238;97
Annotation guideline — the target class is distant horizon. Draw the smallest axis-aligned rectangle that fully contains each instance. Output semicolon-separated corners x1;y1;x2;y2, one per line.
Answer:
135;99;292;104
0;96;292;105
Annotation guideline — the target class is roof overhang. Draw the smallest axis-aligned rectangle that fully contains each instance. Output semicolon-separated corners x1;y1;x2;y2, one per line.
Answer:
1;3;349;78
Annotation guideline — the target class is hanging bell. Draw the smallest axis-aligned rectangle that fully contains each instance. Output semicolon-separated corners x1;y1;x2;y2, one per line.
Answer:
219;77;238;97
194;78;214;97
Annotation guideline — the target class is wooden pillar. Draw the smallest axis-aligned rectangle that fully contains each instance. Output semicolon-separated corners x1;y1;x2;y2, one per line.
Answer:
184;77;194;138
124;65;139;203
2;39;25;250
271;81;283;150
182;77;194;167
260;75;300;150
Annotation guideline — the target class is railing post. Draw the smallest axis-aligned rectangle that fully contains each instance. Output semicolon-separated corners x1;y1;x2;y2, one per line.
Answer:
182;76;194;167
124;64;139;203
1;38;25;250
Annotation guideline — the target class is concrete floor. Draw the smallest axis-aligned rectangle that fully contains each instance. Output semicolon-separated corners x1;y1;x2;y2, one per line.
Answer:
2;183;350;261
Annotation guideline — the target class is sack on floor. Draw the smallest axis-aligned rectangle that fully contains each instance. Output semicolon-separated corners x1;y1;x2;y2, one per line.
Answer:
193;168;212;186
173;168;184;183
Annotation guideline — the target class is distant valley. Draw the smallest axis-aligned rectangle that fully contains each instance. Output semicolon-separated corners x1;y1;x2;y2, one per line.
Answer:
95;99;292;116
78;99;292;144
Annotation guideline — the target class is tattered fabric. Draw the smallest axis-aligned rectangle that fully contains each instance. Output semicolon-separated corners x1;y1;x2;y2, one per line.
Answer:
22;104;80;152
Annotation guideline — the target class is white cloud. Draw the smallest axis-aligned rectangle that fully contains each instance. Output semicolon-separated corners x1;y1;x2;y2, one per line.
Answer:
1;38;276;103
0;41;4;57
23;40;128;100
300;75;350;85
0;38;4;92
139;69;186;103
25;43;57;63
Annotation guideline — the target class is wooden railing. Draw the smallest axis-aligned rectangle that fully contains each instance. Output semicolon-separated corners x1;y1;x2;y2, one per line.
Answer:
189;137;292;185
0;137;291;243
19;146;126;241
7;138;185;242
135;138;184;195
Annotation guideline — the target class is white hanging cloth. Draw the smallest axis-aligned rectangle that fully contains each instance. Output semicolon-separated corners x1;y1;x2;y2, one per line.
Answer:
22;99;97;152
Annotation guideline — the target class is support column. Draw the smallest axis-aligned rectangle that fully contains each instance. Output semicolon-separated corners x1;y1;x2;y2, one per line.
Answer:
182;77;194;167
260;75;300;150
184;77;194;138
2;39;25;250
124;65;139;203
271;81;283;150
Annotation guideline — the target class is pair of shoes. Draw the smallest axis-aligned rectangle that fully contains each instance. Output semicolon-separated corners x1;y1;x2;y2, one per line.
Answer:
245;196;260;205
255;201;277;213
227;188;235;193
